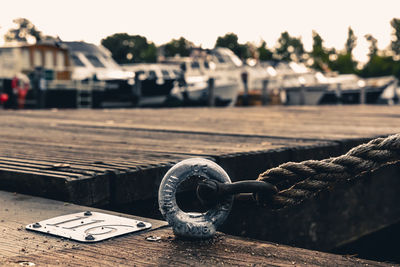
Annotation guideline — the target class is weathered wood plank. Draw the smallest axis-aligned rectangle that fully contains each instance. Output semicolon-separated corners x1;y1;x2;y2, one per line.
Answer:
0;191;166;259
1;106;400;206
1;107;336;205
5;105;400;140
0;165;111;206
0;191;391;267
3;228;393;267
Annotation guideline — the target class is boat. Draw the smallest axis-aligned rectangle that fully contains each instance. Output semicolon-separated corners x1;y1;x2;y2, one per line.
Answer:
270;62;329;105
164;48;241;107
319;74;399;104
122;63;180;107
243;62;269;93
264;62;398;106
62;41;135;108
0;42;72;109
369;76;399;104
235;61;331;106
234;61;270;106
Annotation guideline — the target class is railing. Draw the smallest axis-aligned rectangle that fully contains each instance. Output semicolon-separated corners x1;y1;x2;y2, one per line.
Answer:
45;80;106;91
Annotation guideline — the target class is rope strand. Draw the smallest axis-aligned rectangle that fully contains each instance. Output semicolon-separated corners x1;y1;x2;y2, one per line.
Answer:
256;134;400;208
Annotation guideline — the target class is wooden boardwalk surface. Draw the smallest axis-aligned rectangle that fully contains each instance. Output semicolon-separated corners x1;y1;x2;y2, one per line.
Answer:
1;106;400;206
1;105;400;256
0;191;393;266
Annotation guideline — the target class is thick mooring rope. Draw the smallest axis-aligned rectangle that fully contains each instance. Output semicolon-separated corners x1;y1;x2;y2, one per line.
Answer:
256;134;400;208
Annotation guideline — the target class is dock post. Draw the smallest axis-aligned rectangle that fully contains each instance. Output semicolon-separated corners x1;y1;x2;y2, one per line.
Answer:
132;73;141;106
262;79;269;106
208;77;215;107
39;78;47;109
241;71;249;106
337;83;342;104
299;84;305;105
360;86;366;104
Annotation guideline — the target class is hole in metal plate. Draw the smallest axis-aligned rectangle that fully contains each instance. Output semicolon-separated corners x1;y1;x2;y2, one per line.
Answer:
26;211;152;243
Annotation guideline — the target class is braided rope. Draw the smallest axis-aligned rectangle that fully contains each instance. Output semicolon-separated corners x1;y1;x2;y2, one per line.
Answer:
257;134;400;208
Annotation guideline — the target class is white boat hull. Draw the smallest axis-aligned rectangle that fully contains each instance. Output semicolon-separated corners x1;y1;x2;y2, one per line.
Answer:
284;85;328;105
170;79;239;106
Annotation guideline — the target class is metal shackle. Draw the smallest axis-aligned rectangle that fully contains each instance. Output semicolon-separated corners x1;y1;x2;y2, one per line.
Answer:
158;158;234;239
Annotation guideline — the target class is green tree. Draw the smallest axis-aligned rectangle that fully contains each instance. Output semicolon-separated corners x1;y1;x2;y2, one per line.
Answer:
361;33;400;78
310;31;329;71
257;41;273;61
4;18;43;43
275;31;304;62
390;18;400;56
215;33;250;59
330;53;357;74
101;33;157;64
330;27;358;74
345;27;357;54
365;34;378;57
141;43;157;63
361;54;398;77
163;37;193;57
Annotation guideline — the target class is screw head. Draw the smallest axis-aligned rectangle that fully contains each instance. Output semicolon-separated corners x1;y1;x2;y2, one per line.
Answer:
84;211;92;216
85;234;95;241
32;222;41;228
146;236;161;242
136;222;146;227
19;262;36;266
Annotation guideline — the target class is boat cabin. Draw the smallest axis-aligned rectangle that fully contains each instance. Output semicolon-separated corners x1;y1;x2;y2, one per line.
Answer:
0;42;71;81
0;42;71;108
61;41;135;108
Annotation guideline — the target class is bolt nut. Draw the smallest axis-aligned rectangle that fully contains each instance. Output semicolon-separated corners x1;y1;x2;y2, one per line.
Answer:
32;222;41;228
136;222;146;227
85;234;95;241
84;211;92;216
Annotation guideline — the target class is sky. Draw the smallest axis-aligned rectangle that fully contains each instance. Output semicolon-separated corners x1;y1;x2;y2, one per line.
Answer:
0;0;399;63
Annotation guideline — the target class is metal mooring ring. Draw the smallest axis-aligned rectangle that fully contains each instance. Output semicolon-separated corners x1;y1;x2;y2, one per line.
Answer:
158;158;234;239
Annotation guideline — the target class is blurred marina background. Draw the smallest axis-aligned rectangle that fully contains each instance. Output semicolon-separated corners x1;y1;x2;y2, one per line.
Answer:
0;0;400;109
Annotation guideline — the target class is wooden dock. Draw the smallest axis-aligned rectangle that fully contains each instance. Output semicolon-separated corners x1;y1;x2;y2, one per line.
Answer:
0;191;393;266
1;105;400;265
2;106;400;205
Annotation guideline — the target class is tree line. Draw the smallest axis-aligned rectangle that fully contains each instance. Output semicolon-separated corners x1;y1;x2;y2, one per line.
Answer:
4;18;400;78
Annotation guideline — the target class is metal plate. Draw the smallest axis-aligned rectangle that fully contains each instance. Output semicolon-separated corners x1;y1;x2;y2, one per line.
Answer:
26;211;152;243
